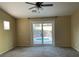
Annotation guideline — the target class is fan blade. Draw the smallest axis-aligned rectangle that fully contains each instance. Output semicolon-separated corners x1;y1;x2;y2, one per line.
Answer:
29;6;36;10
25;2;35;5
41;4;53;6
39;2;43;4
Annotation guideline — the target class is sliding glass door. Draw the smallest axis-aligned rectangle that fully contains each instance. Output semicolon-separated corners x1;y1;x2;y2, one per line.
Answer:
32;22;52;46
43;23;52;45
33;23;42;45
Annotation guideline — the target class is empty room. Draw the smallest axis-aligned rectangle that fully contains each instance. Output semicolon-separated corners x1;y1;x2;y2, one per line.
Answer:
0;2;79;57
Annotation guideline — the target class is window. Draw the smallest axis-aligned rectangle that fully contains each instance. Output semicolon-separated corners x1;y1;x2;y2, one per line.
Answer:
3;21;10;30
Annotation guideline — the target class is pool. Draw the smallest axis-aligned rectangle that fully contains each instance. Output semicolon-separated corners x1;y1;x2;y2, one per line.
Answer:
33;37;49;40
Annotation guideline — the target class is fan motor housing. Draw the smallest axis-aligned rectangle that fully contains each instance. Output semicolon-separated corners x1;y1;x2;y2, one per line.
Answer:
36;2;42;8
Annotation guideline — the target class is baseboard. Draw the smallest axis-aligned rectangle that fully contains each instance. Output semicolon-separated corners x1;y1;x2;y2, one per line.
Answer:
0;47;14;55
16;44;32;47
72;47;79;52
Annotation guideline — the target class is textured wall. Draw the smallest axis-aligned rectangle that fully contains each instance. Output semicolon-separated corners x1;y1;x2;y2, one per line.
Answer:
55;16;71;47
16;19;32;46
0;9;16;54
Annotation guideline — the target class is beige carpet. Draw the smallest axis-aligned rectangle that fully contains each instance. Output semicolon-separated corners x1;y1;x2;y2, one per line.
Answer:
0;46;79;57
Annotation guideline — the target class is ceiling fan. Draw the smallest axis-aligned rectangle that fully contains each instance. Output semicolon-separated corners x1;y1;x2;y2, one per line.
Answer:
25;2;53;12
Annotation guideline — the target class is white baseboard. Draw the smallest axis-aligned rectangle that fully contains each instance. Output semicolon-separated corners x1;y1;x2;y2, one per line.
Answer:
0;47;14;55
16;44;32;47
72;47;79;52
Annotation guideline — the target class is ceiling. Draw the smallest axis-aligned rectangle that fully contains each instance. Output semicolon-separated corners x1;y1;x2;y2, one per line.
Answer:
0;2;79;18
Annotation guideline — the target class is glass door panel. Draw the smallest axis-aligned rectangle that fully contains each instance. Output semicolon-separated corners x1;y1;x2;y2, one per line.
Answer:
43;23;52;45
33;23;42;45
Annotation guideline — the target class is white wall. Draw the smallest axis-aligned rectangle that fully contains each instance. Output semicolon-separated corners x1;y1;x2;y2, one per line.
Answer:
71;9;79;51
16;17;71;47
55;16;71;47
0;9;16;54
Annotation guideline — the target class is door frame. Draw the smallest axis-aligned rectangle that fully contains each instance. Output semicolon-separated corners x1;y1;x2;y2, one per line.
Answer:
30;20;55;46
